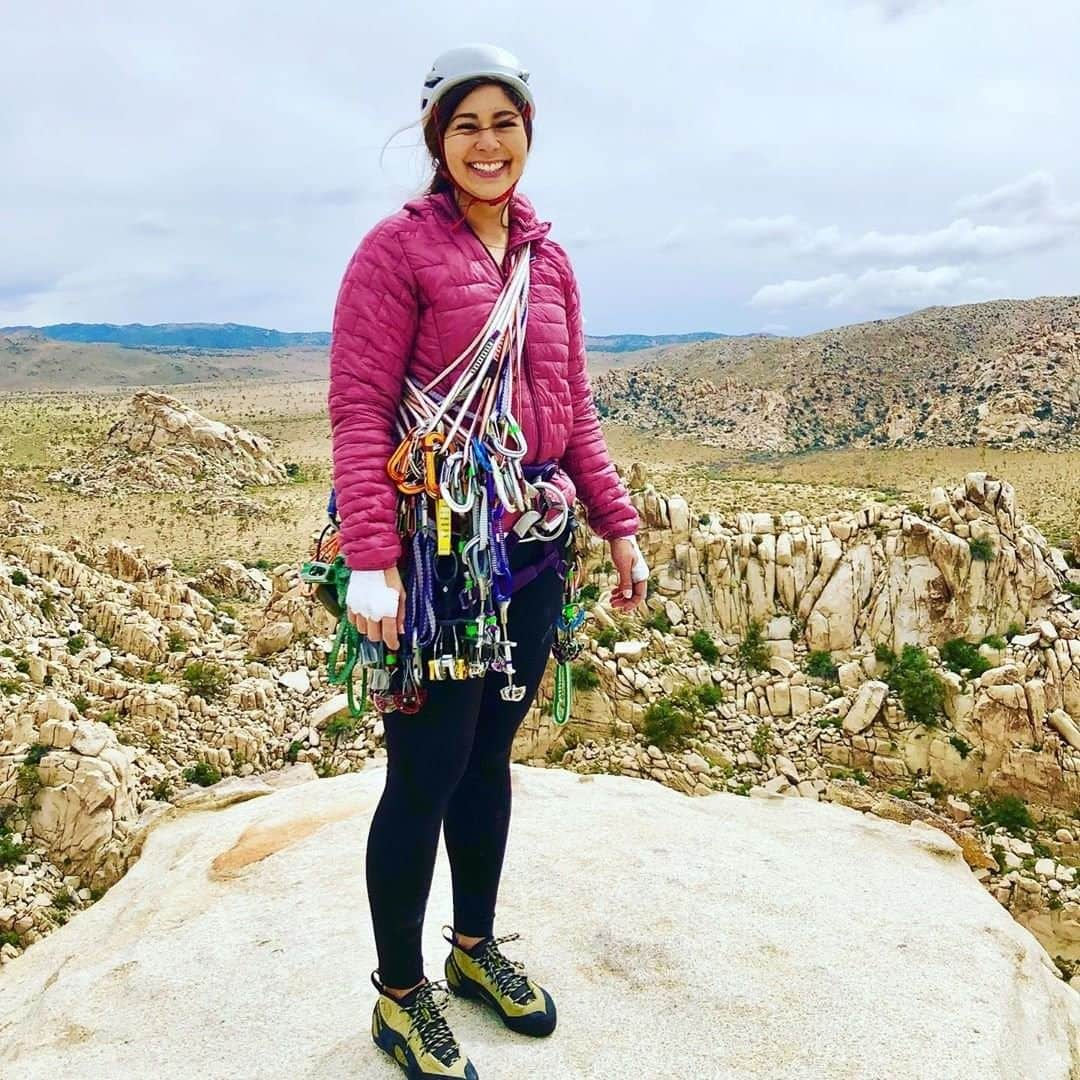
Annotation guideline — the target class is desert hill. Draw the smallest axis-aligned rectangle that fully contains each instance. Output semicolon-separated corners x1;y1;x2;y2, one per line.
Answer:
594;295;1080;451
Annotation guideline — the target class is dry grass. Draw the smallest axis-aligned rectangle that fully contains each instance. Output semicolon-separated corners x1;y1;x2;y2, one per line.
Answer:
2;384;1077;575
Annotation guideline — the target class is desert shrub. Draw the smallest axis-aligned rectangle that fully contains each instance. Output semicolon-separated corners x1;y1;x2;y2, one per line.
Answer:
24;743;49;766
38;595;56;619
577;582;600;604
874;643;897;664
52;888;76;910
166;629;187;652
151;778;171;801
182;761;221;787
66;634;86;655
980;634;1006;650
182;661;229;701
975;794;1033;835
805;650;838;681
72;693;91;714
968;537;994;562
691;629;719;664
751;721;773;758
641;699;695;751
10;570;27;587
14;659;29;674
571;663;600;691
949;734;972;759
98;709;119;727
884;644;943;726
286;740;303;764
324;715;360;742
144;668;165;684
594;627;619;650
0;834;29;868
644;609;672;633
940;638;991;678
737;621;770;673
694;683;724;710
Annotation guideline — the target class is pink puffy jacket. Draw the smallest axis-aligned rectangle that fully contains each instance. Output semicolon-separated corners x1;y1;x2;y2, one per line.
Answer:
328;188;640;571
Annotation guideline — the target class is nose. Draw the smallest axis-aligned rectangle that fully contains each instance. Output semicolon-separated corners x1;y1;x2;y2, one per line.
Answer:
475;125;501;152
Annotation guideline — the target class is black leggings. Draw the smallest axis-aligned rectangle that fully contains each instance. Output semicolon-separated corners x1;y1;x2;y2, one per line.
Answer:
365;524;572;988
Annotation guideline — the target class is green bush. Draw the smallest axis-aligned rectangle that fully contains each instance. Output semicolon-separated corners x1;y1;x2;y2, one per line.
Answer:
949;734;972;759
24;743;49;766
595;627;618;650
151;778;171;801
644;609;672;633
571;663;600;691
805;650;838;680
98;709;119;727
53;888;76;910
39;595;56;619
166;629;187;652
737;621;770;673
10;570;27;587
641;699;695;751
975;794;1033;835
694;683;724;710
751;721;773;758
968;537;994;562
66;634;86;655
286;740;303;764
325;715;360;741
690;629;719;664
0;678;22;695
14;658;29;674
884;644;944;726
144;668;165;684
577;582;600;604
0;834;28;868
0;930;20;948
182;761;222;787
980;634;1007;650
72;693;91;714
940;638;991;678
874;643;896;664
182;661;229;701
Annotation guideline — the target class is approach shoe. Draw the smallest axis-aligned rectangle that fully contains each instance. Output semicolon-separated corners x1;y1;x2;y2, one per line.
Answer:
370;971;479;1079
442;926;557;1037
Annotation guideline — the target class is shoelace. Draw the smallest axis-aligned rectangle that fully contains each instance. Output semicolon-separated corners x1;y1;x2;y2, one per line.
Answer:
473;933;535;1005
405;979;460;1065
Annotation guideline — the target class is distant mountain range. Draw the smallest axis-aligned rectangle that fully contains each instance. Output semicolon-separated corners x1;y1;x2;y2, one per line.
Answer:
0;322;735;353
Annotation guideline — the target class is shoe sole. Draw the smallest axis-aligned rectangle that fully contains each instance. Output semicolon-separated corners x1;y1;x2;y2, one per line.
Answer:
445;954;557;1038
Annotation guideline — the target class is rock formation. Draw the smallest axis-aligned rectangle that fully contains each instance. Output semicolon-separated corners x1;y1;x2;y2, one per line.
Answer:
1;766;1077;1079
46;389;289;494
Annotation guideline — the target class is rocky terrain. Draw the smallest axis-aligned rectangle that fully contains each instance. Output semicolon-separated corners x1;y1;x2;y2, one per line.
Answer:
1;388;1079;1002
45;389;289;494
594;295;1080;451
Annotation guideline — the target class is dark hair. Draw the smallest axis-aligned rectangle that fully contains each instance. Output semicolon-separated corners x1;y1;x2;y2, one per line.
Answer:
421;77;534;211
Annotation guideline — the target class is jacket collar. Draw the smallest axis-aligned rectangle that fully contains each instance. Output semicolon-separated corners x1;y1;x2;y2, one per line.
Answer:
405;188;552;252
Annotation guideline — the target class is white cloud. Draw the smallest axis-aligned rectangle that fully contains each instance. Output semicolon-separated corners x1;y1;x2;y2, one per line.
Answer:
956;170;1080;224
750;264;1001;313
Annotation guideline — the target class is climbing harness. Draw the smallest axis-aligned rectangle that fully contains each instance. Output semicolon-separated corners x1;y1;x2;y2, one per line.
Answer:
302;242;585;721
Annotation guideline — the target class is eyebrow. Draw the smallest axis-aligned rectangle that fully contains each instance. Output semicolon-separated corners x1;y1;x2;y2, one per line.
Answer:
451;110;520;121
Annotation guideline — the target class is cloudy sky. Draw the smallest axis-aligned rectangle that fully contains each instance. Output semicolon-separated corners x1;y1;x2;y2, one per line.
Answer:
3;0;1078;336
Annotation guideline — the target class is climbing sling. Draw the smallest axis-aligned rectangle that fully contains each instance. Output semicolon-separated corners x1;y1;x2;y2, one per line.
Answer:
302;241;585;721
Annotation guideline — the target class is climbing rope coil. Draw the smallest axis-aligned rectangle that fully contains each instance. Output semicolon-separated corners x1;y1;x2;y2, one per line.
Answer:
301;241;585;721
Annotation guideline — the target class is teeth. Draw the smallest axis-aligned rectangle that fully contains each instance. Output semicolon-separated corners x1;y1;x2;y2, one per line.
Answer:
469;161;507;173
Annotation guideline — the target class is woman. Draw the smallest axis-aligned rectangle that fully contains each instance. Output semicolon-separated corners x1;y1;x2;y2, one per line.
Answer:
328;44;649;1078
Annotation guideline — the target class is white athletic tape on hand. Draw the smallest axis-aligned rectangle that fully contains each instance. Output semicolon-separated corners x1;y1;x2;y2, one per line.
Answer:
346;570;399;622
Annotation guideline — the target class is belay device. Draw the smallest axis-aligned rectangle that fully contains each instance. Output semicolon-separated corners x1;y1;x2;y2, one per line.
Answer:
301;241;587;721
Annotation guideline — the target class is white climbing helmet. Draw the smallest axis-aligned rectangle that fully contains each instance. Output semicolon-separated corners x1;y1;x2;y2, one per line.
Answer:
420;43;534;122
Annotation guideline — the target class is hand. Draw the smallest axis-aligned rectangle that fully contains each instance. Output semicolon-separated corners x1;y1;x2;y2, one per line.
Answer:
346;565;406;652
608;536;647;613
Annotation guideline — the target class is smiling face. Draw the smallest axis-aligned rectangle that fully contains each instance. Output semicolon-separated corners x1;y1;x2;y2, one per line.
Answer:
440;82;529;203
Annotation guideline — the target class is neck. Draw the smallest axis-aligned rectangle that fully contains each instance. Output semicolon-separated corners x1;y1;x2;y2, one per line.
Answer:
453;187;511;236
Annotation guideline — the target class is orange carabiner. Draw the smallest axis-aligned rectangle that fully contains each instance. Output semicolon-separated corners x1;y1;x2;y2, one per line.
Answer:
421;431;445;498
387;434;425;495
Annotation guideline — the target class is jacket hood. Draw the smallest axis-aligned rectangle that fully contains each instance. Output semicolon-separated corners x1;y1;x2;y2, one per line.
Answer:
403;188;552;251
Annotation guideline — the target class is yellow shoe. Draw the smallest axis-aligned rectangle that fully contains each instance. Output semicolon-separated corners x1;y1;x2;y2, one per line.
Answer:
370;972;479;1078
442;927;557;1037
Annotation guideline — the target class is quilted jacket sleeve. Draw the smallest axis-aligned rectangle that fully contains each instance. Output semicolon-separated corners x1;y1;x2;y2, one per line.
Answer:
328;219;418;571
557;250;640;540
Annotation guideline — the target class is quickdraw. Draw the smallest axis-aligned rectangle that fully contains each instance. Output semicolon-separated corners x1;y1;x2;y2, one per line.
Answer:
303;241;586;720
